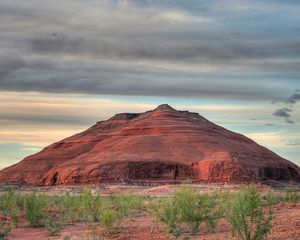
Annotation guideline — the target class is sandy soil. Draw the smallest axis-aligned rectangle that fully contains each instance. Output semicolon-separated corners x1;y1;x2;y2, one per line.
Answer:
6;203;300;240
3;182;300;240
8;223;87;240
7;216;169;240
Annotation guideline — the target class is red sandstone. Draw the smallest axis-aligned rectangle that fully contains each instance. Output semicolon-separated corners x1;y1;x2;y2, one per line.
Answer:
0;104;299;185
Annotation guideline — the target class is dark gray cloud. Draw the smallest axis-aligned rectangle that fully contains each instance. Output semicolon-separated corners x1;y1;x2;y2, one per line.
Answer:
0;57;27;80
0;58;283;100
26;34;300;63
285;118;295;124
29;36;83;54
272;91;300;124
273;91;300;106
0;0;299;101
273;108;295;124
285;93;300;105
273;108;292;118
0;113;96;126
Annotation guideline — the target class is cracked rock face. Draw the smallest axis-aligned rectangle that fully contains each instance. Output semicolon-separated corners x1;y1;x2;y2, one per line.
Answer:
0;104;299;185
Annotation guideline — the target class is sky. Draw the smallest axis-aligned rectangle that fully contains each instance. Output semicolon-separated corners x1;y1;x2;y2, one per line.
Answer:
0;0;299;169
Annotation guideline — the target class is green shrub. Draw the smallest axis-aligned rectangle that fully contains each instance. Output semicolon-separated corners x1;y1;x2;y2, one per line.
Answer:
87;196;102;223
0;221;11;240
149;197;180;235
60;193;81;223
0;189;21;227
225;186;273;240
262;190;281;206
174;187;220;235
283;187;299;204
79;188;102;222
214;189;234;214
24;191;46;227
100;208;116;232
64;192;81;208
62;235;71;240
45;214;65;236
110;194;143;218
149;186;220;238
0;189;14;213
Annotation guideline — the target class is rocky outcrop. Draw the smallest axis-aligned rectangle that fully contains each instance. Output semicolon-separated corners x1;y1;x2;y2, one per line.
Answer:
0;104;299;185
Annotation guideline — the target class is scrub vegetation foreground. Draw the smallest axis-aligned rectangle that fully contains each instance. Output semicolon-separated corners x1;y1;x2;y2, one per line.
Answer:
0;184;299;240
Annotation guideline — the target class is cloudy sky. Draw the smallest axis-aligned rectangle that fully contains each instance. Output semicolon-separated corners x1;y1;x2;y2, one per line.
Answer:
0;0;300;169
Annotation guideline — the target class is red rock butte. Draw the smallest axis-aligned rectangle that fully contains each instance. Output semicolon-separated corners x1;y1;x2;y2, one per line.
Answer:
0;104;299;185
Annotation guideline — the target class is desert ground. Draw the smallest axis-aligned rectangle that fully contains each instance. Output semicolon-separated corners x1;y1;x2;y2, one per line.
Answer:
1;181;300;240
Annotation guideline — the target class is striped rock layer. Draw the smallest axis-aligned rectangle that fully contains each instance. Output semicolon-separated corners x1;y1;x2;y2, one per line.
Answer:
0;104;299;185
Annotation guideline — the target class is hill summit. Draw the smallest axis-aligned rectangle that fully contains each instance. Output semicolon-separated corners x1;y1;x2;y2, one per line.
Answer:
0;104;299;185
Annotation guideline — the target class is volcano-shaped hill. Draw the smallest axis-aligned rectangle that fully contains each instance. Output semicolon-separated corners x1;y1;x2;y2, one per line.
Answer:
0;104;299;185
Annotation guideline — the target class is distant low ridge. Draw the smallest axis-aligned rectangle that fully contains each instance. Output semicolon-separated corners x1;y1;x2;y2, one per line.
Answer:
0;104;299;185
